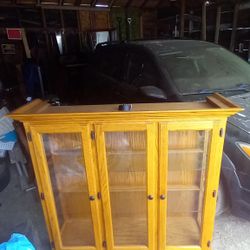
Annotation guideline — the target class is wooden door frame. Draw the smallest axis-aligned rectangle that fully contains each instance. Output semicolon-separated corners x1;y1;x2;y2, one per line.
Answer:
29;124;103;250
95;122;158;250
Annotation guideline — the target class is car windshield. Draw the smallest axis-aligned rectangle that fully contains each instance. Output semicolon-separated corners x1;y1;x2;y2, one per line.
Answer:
155;43;250;94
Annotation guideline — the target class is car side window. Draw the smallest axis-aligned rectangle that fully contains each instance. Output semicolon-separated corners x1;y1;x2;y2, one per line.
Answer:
126;53;159;87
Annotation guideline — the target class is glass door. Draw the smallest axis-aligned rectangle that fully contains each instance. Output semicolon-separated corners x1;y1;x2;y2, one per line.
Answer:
31;125;103;249
159;122;213;249
95;123;157;250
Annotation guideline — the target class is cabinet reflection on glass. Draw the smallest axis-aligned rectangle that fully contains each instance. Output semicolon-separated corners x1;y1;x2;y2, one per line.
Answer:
43;133;95;247
104;131;148;246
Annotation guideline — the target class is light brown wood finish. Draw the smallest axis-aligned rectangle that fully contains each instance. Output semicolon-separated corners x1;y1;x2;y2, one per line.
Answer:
9;94;242;250
30;125;103;249
95;123;157;250
200;119;227;249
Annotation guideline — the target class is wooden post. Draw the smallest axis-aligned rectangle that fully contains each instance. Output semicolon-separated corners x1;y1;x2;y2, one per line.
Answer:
77;10;83;50
125;9;130;41
230;3;239;52
41;8;50;53
180;0;185;38
214;5;221;44
201;1;207;41
21;29;31;59
60;10;68;54
140;15;143;39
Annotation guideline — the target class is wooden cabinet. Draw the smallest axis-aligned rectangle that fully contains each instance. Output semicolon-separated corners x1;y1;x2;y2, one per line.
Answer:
10;93;242;250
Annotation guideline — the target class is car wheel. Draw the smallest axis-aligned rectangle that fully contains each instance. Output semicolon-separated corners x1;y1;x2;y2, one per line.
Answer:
0;157;10;192
216;179;228;216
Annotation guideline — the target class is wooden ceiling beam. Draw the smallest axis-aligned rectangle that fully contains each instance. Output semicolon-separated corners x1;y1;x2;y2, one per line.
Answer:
59;0;64;6
140;0;149;9
0;3;110;11
40;4;109;10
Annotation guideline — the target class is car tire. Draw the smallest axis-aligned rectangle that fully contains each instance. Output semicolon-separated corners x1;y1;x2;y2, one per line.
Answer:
0;157;10;192
216;179;228;216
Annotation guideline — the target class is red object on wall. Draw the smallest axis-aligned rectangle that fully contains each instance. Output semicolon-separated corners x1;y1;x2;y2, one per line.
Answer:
6;28;22;40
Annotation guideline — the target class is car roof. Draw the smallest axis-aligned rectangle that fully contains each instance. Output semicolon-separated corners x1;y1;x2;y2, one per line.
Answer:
96;39;219;55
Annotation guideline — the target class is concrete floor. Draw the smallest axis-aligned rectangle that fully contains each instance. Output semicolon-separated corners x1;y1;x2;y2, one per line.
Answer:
1;161;250;250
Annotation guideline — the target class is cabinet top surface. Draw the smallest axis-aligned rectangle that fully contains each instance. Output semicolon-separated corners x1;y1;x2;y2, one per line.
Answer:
9;93;243;122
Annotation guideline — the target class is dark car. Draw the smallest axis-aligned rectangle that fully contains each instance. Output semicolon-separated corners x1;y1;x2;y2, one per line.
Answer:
79;40;250;218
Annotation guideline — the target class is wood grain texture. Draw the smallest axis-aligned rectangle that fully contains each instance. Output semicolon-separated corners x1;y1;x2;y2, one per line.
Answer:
9;93;242;123
12;95;240;250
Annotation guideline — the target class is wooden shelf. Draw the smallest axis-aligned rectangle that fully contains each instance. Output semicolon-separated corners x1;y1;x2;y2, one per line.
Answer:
112;217;148;245
166;216;200;245
60;219;95;247
51;149;82;156
168;148;203;154
57;184;200;193
168;184;200;191
110;186;146;192
107;148;204;156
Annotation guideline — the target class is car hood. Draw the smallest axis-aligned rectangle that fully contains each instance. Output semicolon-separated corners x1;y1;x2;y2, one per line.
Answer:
228;92;250;134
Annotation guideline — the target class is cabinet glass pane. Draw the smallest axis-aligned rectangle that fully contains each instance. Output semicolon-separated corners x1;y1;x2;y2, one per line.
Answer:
105;131;148;246
43;133;95;247
166;130;210;246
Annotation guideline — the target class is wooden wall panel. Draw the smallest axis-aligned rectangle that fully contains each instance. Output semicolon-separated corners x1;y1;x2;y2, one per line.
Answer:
92;11;110;30
141;10;157;39
79;10;110;31
79;11;92;31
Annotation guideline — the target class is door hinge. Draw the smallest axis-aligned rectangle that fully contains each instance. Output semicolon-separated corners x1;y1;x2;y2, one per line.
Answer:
91;131;95;140
40;192;45;200
207;240;211;247
219;128;224;137
50;241;55;249
212;190;217;198
97;192;101;200
26;132;32;142
102;240;107;248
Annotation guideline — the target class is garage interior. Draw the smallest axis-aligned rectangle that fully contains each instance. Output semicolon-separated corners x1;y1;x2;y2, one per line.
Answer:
0;0;250;250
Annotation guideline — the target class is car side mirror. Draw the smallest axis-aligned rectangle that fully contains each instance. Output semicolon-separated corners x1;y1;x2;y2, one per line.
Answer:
140;86;167;100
